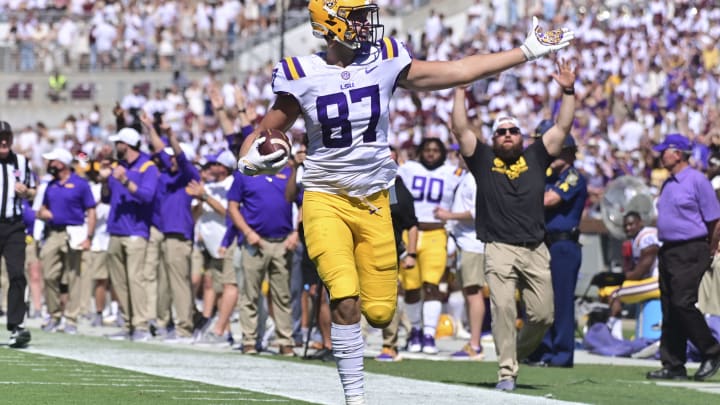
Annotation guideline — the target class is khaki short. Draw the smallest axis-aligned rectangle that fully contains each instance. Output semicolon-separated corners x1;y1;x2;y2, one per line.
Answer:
85;250;109;280
458;250;486;288
206;244;237;293
25;238;39;268
191;246;205;277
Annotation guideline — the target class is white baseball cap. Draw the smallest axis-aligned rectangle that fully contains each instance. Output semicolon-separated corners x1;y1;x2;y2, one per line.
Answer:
42;148;74;166
491;115;522;133
108;127;141;146
215;150;237;169
164;143;197;162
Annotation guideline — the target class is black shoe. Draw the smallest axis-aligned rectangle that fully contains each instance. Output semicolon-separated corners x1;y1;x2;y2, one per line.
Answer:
646;367;688;380
694;355;720;381
308;348;335;362
9;327;31;349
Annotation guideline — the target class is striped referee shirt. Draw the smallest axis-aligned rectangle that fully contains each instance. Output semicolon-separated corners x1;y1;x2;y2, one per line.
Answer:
0;152;35;220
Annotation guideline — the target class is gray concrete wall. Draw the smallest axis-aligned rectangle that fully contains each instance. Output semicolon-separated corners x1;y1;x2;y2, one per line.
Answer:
0;71;218;127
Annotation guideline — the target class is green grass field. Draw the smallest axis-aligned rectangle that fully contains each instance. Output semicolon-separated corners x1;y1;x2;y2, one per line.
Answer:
276;355;720;405
3;336;719;405
0;349;311;404
363;359;718;405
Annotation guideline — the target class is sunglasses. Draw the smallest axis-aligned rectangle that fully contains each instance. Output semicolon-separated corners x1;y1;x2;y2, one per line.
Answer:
494;127;521;136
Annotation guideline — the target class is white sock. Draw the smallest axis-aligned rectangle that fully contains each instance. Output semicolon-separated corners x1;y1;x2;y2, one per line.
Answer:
422;300;442;337
345;395;365;405
608;317;623;340
331;323;364;400
447;291;466;324
405;301;422;330
110;301;119;316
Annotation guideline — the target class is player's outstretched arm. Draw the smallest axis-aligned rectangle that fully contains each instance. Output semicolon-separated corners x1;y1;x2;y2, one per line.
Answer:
237;94;301;175
542;58;576;157
400;16;573;91
451;88;479;158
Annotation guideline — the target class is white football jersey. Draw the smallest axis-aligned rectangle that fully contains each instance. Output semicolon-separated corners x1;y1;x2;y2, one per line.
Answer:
397;160;462;224
272;37;412;197
197;175;233;259
632;226;661;278
90;182;110;252
450;173;484;254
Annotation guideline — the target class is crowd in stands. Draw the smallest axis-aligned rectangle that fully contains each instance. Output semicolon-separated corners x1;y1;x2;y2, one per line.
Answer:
10;1;720;209
0;0;422;73
2;1;720;349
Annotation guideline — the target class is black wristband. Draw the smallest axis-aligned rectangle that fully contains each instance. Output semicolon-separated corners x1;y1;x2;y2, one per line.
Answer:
238;108;247;113
563;87;575;95
407;253;417;259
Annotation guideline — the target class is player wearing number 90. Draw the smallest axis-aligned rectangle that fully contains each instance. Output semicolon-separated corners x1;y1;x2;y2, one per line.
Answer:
236;1;574;403
397;138;462;355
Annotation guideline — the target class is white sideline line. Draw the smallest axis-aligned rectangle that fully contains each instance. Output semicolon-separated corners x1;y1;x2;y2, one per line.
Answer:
142;389;246;394
0;381;181;388
22;333;580;405
171;398;287;402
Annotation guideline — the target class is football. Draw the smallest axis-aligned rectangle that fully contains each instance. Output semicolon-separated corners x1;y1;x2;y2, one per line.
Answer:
257;128;291;158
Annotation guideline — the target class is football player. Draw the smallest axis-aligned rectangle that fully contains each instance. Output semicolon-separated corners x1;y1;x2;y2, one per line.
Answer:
236;1;574;403
600;211;660;340
397;138;462;354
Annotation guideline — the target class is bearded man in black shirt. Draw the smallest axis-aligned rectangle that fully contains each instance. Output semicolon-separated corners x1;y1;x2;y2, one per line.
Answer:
450;59;577;391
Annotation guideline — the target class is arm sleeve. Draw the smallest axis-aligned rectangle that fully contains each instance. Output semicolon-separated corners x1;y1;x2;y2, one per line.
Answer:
133;164;159;204
547;169;584;202
227;173;244;203
177;152;201;182
395;177;418;231
638;231;659;250
154;150;172;172
220;225;238;248
697;174;720;222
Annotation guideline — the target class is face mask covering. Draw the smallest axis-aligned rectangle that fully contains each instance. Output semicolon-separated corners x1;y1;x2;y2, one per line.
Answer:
47;164;60;177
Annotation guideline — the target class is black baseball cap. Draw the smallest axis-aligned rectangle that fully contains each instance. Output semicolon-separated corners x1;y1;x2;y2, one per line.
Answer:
0;121;12;135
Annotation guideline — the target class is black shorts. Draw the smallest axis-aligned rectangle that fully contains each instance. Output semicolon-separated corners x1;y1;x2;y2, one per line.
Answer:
298;222;320;286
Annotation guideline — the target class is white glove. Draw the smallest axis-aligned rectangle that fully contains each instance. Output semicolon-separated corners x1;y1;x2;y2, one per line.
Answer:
520;16;574;61
237;137;289;176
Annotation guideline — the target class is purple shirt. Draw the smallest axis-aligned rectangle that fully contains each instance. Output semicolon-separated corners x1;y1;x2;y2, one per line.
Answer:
43;173;96;226
150;151;173;228
22;199;35;235
227;167;299;241
656;166;720;242
104;153;159;238
157;151;200;239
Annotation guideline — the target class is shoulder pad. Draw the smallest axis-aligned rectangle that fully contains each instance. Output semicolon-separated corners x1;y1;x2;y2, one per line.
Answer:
279;56;307;81
379;37;401;60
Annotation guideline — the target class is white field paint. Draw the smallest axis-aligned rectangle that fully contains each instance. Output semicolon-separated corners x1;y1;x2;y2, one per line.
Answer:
20;332;578;405
170;398;286;402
